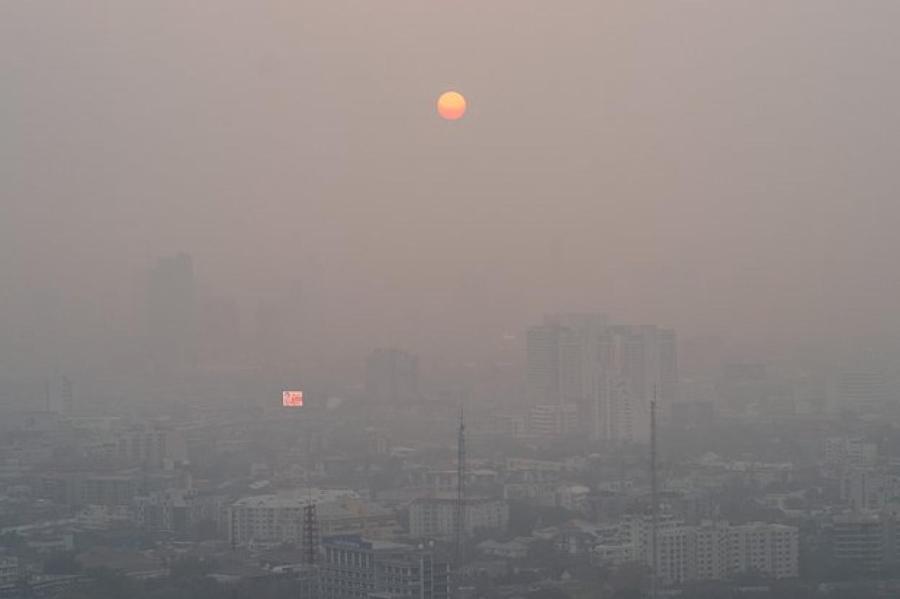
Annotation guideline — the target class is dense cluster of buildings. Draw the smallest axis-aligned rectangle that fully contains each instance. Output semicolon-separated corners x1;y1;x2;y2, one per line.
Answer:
3;303;900;599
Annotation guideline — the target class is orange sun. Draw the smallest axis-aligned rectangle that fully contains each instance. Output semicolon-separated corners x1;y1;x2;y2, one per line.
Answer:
437;91;467;121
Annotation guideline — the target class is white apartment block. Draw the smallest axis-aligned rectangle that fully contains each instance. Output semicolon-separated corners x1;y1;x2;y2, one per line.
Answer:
408;496;509;539
0;557;19;587
529;403;579;438
228;489;396;547
726;523;799;581
592;519;799;586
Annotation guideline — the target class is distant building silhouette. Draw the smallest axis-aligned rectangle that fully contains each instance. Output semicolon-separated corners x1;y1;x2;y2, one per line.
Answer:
838;369;890;414
365;348;419;405
147;253;197;374
716;362;771;414
599;324;679;443
526;313;608;408
526;313;678;443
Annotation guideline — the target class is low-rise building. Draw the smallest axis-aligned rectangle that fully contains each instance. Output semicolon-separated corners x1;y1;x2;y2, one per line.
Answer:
321;535;449;599
134;489;223;537
830;512;895;573
0;557;19;587
589;518;799;586
408;495;508;539
824;437;878;471
228;489;397;548
477;538;532;560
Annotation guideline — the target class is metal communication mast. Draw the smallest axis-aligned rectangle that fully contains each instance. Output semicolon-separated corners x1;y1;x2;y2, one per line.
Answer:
650;392;659;599
455;406;466;569
303;502;319;565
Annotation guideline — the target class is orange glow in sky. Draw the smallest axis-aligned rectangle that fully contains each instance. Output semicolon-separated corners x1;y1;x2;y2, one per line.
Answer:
437;91;467;121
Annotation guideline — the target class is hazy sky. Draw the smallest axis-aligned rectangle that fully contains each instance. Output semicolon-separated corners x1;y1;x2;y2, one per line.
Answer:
4;1;900;376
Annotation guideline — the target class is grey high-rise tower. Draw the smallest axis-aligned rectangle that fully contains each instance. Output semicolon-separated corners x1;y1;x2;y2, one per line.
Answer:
365;348;419;405
147;253;197;374
526;313;608;406
525;313;607;437
526;313;678;443
595;325;678;443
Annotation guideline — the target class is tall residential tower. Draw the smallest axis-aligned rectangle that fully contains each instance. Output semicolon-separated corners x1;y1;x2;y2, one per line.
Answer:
525;313;677;443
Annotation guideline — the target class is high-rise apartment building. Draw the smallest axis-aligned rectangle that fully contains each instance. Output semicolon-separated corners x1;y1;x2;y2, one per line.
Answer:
526;313;608;406
597;325;680;443
366;348;420;405
525;314;678;443
838;369;890;414
529;403;579;439
147;253;196;374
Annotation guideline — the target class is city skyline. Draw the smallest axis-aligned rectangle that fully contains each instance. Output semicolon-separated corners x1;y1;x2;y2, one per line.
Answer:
4;3;900;598
6;3;900;383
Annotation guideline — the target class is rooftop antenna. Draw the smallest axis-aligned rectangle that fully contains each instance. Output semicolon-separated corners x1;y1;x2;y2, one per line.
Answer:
455;405;467;571
650;388;659;599
303;501;319;565
230;507;238;551
303;471;319;565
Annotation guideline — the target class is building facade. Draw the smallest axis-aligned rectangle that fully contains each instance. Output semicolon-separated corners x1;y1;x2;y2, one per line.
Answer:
321;536;449;599
830;512;896;573
408;496;509;539
526;314;678;443
366;348;420;405
592;518;799;586
228;490;397;548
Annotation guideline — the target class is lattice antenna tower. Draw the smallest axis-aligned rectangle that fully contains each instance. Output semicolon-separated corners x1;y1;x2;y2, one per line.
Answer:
455;406;466;569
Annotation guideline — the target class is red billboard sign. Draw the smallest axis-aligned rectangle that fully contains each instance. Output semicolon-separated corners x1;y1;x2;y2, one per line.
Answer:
282;390;304;407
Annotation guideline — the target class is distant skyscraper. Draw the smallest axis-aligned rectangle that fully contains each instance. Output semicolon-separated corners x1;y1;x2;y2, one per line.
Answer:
526;324;563;405
254;279;306;376
838;369;890;414
365;348;419;404
526;313;608;407
597;325;678;443
716;362;770;413
199;296;241;370
61;375;73;415
147;253;197;374
525;313;678;443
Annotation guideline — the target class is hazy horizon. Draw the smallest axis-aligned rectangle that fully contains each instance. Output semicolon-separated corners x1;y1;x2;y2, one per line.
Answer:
5;1;900;380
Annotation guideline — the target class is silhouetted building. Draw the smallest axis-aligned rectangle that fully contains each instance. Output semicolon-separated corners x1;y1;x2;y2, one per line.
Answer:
147;253;196;374
366;348;419;405
526;313;608;407
529;403;578;438
717;362;771;413
838;369;890;414
526;314;678;443
830;512;896;573
597;325;679;443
